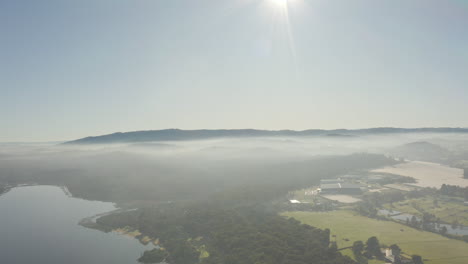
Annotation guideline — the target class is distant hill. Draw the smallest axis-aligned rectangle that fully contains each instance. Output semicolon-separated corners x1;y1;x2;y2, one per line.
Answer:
389;141;452;162
64;127;468;144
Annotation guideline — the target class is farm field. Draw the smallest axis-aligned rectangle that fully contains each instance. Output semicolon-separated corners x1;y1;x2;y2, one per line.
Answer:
282;210;468;264
372;161;468;188
321;194;361;204
386;196;468;226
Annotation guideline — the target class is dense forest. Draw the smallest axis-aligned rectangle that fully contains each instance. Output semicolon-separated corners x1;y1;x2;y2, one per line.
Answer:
98;198;355;264
90;153;398;264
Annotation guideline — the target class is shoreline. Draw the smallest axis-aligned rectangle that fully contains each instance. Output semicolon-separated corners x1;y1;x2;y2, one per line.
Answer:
78;208;160;247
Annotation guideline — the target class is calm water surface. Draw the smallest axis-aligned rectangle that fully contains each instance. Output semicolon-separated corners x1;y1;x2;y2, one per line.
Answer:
378;209;468;236
0;185;152;264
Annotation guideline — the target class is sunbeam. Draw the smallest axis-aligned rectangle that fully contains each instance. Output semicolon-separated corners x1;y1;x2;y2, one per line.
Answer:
266;0;299;73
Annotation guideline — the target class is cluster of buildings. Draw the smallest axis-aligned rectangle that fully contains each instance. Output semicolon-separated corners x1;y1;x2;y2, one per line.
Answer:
287;177;364;205
318;179;362;195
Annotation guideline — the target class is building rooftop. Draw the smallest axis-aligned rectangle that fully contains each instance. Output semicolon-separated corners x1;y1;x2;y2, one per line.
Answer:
321;183;341;189
320;183;361;190
340;183;361;189
320;179;343;184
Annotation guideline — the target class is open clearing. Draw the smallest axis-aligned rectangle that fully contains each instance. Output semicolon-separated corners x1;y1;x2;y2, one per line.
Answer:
372;161;468;188
282;210;468;264
321;195;361;204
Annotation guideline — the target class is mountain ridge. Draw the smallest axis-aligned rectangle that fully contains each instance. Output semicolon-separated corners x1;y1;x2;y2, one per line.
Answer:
64;127;468;144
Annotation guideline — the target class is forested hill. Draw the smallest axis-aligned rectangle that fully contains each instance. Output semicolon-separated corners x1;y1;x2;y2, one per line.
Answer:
65;127;468;144
97;198;355;264
91;153;397;264
389;141;452;163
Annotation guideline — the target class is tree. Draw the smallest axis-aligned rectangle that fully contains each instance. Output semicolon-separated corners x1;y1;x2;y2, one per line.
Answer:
389;244;401;257
451;220;459;230
365;236;382;259
329;241;338;251
421;213;435;231
410;215;419;228
412;255;424;264
352;241;364;256
323;228;331;246
440;226;448;235
440;184;448;195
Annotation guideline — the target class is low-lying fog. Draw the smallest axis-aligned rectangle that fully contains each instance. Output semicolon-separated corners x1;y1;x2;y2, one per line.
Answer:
1;133;467;204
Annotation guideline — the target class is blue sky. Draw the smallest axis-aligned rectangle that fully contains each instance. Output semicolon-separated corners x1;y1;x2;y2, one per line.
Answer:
1;0;467;141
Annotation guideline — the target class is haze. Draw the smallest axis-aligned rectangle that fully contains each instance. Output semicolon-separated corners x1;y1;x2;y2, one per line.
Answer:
2;1;468;264
2;0;468;142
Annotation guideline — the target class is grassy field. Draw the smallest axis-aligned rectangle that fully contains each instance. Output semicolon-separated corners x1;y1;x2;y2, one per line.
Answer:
387;196;468;226
282;210;468;264
340;249;382;264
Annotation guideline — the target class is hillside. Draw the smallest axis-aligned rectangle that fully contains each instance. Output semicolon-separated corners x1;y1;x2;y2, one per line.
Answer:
389;141;452;162
64;128;468;144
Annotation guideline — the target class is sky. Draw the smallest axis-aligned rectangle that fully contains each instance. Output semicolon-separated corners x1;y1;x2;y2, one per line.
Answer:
1;0;468;142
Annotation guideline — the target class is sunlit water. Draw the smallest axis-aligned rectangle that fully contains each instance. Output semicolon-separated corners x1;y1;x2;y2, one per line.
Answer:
0;185;152;264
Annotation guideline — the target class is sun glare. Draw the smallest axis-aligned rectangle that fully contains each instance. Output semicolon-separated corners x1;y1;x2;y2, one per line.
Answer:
272;0;288;7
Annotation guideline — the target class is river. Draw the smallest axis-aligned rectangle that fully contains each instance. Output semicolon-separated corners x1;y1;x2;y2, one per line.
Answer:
378;209;468;236
0;185;153;264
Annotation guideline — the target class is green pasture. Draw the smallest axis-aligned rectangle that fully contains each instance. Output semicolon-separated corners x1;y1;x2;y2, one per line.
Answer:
282;210;468;264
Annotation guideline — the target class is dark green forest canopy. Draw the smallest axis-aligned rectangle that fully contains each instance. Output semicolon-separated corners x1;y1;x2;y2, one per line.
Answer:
93;154;398;264
98;203;355;264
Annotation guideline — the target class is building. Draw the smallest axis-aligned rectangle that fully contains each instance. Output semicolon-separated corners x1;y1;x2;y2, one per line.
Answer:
340;174;362;180
320;179;343;185
366;174;386;184
385;248;394;263
319;182;362;195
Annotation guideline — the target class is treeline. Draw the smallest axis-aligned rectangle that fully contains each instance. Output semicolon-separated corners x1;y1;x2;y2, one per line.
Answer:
402;210;468;243
0;184;9;196
97;197;355;264
355;184;466;219
354;185;468;243
405;213;441;233
440;184;468;200
352;237;423;264
355;188;438;218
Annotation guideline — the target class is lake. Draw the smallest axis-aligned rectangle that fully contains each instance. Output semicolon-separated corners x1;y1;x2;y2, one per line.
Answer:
0;185;153;264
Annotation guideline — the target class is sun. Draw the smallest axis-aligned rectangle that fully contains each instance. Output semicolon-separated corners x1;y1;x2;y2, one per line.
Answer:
271;0;288;7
